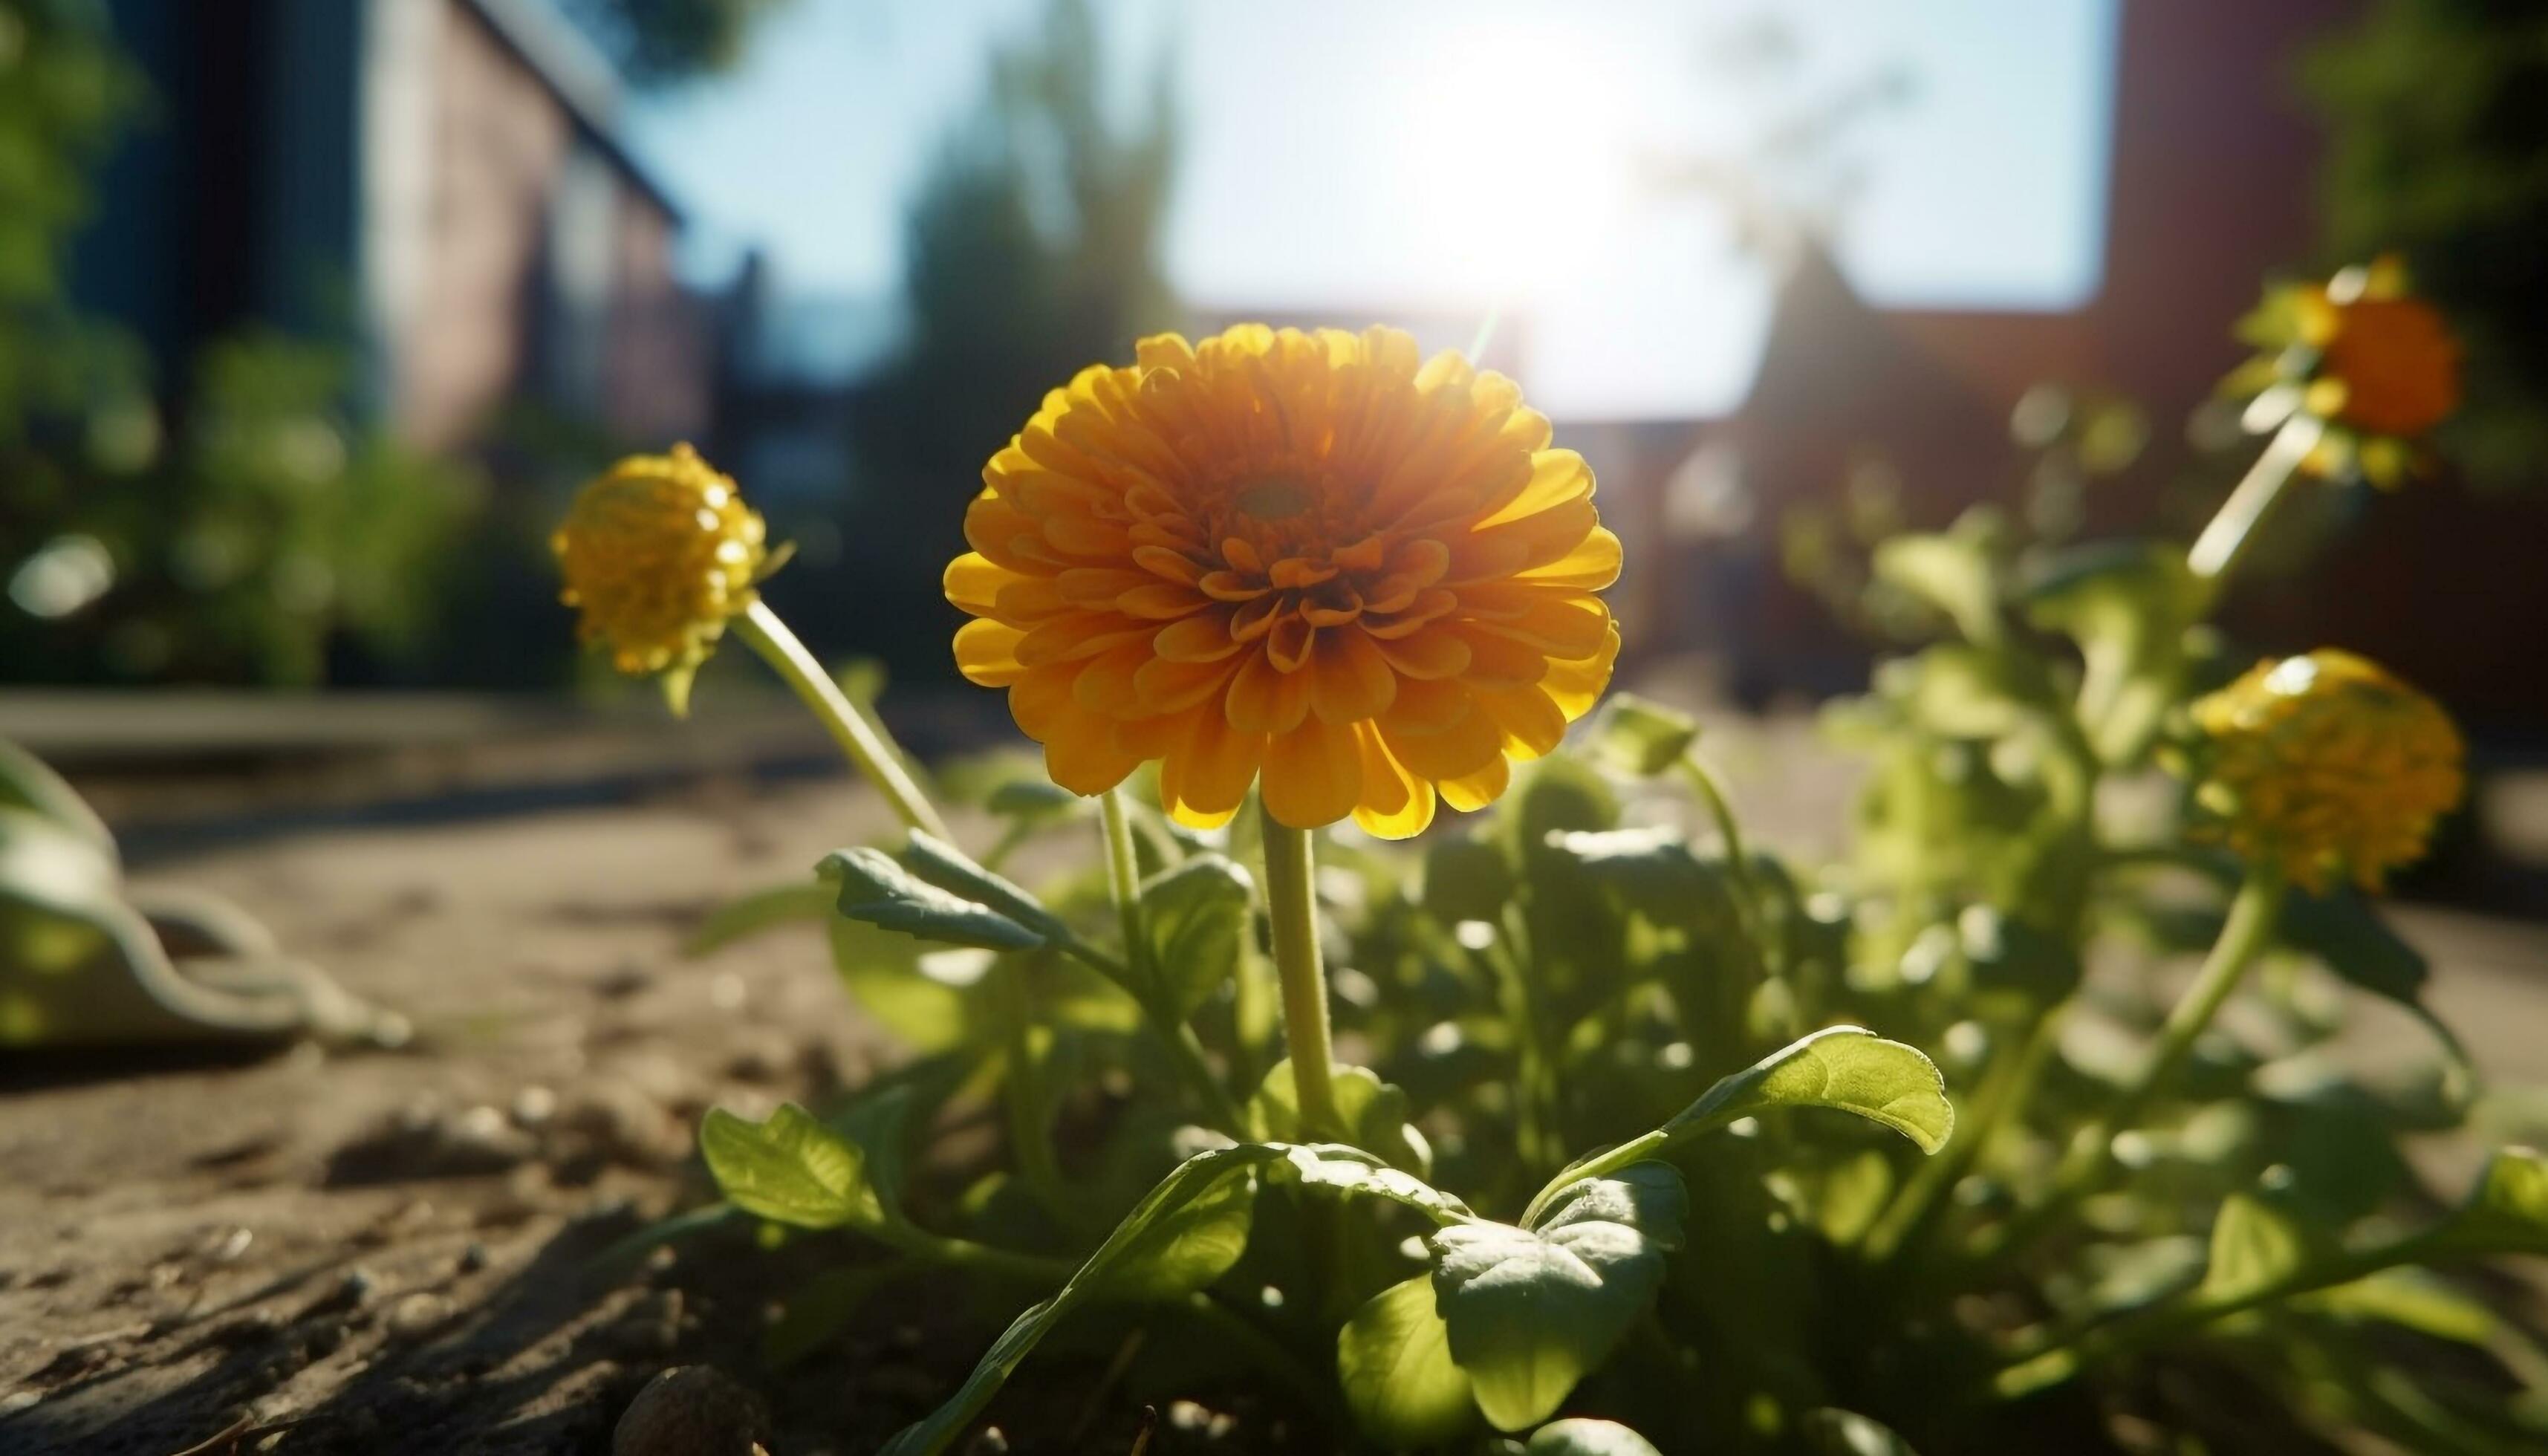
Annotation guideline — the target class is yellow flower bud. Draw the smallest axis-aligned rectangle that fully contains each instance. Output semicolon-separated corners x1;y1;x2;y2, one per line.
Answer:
553;444;767;712
2191;649;2463;893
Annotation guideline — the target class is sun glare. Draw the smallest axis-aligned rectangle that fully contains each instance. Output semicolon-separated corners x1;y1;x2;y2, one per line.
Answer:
1394;23;1635;308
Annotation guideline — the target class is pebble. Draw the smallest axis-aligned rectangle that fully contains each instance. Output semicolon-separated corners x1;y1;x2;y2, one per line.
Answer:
386;1292;449;1342
459;1241;491;1273
0;1391;38;1417
323;1267;379;1312
611;1365;767;1456
606;1290;684;1355
511;1085;559;1128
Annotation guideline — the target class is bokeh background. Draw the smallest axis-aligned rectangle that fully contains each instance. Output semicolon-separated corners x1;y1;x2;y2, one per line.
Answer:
4;0;2547;903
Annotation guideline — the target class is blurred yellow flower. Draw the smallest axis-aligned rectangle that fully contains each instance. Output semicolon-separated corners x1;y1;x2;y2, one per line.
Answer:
2191;649;2463;893
2225;256;2460;487
946;325;1619;838
553;443;767;712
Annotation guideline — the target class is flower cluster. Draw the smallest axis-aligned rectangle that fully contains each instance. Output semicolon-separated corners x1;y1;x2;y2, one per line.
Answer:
2191;649;2464;892
944;325;1619;837
552;444;767;710
2224;256;2460;487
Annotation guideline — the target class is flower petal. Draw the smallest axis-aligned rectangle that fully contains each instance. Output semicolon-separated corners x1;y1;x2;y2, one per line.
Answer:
1261;717;1364;829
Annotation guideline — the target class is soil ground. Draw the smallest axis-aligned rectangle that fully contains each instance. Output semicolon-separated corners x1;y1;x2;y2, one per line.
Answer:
2;710;2543;1456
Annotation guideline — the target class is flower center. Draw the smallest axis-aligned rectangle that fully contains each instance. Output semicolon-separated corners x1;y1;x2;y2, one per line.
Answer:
1237;477;1315;523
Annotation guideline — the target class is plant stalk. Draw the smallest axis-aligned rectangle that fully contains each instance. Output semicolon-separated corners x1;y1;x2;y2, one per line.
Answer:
1677;752;1767;942
1979;864;2284;1261
1260;815;1342;1139
731;600;951;840
2185;413;2325;599
1096;790;1247;1134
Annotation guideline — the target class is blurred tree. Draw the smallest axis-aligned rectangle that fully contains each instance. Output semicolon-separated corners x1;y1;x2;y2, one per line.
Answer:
0;0;146;447
2306;0;2548;490
0;0;479;687
817;0;1175;682
557;0;797;88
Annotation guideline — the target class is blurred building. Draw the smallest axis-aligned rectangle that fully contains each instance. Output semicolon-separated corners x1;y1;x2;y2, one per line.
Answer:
1544;0;2548;732
71;0;712;452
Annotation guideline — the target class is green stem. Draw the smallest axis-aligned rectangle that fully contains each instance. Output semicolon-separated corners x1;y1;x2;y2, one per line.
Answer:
1261;815;1342;1139
1861;1015;2051;1263
2185;413;2325;602
992;965;1069;1215
1676;752;1764;935
1098;791;1152;987
732;600;951;840
871;1218;1078;1287
1997;1228;2437;1396
1473;929;1557;1176
1093;791;1247;1134
1979;865;2284;1261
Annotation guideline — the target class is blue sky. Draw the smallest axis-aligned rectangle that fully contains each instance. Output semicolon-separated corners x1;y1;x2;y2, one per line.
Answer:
627;0;2119;417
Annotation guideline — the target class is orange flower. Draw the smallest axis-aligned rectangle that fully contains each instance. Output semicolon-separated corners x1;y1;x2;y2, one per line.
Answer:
946;325;1619;838
2296;287;2459;439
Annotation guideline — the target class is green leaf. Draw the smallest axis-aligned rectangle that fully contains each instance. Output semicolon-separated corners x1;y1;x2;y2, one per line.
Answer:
1142;854;1252;1019
898;831;1069;942
1423;834;1515;926
880;1144;1286;1456
828;917;974;1053
1527;1418;1666;1456
1338;1275;1474;1449
819;846;1044;951
1801;1408;1923;1455
1668;1026;1955;1154
1273;1141;1475;1226
1252;1060;1434;1176
1431;1162;1687;1431
2021;540;2201;764
2424;1146;2548;1259
985;777;1085;825
685;880;835;956
698;1102;880;1230
2199;1191;2328;1304
1585;693;1700;777
2301;1269;2499;1347
1873;516;2005;645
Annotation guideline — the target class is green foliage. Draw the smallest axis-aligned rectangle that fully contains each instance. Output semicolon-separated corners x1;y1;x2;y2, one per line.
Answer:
1527;1418;1667;1456
821;845;1047;952
1339;1275;1473;1447
1433;1163;1688;1431
699;1101;883;1230
1669;1026;1954;1153
1139;853;1251;1018
672;287;2548;1452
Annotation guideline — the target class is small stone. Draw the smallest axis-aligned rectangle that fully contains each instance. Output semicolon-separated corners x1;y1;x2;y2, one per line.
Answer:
611;1365;767;1456
0;1391;39;1417
322;1267;379;1312
608;1289;684;1355
386;1292;448;1341
205;1226;256;1263
511;1085;559;1128
458;1242;491;1273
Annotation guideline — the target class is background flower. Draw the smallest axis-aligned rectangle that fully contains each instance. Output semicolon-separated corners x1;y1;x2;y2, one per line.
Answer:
2223;256;2461;487
2191;648;2463;892
553;444;767;712
946;325;1619;837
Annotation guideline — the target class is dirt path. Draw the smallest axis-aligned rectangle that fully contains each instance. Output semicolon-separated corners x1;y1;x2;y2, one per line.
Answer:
0;776;905;1456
